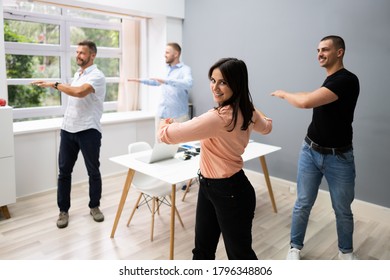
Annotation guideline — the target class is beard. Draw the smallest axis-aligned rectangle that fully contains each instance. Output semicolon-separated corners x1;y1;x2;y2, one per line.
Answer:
77;56;91;67
165;57;174;64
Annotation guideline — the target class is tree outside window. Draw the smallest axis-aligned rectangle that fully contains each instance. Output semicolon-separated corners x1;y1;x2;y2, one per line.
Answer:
3;2;124;120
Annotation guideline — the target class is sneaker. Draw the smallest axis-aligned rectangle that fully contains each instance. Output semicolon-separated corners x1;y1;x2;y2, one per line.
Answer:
286;248;301;260
56;212;69;228
90;207;104;222
338;251;358;260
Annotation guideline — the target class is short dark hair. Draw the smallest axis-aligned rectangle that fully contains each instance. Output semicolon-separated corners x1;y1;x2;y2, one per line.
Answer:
167;42;181;55
321;35;345;52
78;40;97;54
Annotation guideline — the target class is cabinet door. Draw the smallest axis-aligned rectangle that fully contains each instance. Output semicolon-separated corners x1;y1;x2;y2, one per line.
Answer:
0;157;16;205
0;106;14;158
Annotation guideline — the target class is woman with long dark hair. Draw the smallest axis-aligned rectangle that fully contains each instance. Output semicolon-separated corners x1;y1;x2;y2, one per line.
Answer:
159;58;272;259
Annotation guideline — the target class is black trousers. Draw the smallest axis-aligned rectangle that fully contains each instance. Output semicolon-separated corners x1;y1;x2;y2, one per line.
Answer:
57;129;102;212
192;169;258;260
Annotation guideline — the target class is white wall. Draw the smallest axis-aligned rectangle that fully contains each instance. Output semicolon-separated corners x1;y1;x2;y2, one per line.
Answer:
166;17;184;44
142;16;168;114
138;16;184;114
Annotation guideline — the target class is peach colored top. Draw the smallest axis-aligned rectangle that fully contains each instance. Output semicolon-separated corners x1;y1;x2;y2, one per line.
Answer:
159;106;272;178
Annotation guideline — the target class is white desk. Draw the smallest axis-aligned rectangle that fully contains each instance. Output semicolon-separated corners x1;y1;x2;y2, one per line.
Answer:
109;141;281;259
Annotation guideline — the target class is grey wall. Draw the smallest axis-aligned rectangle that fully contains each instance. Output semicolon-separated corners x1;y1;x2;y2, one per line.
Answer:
183;0;390;208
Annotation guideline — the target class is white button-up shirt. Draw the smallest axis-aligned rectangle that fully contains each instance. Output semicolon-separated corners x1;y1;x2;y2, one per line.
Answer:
62;64;106;133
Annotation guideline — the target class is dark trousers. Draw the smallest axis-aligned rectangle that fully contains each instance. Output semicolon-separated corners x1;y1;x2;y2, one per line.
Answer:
57;129;102;212
192;169;258;260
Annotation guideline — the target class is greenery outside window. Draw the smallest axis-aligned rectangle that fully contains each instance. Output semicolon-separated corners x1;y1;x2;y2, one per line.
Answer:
3;1;126;120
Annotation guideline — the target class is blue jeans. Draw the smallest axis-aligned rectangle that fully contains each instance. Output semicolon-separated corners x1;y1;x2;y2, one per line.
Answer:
57;129;102;212
290;141;356;253
192;170;258;260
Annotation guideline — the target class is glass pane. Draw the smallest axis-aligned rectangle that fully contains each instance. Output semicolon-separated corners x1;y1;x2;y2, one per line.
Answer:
65;9;121;23
71;57;119;77
4;19;60;45
95;58;120;77
8;85;61;108
70;26;119;48
3;0;61;15
6;54;60;79
105;83;119;102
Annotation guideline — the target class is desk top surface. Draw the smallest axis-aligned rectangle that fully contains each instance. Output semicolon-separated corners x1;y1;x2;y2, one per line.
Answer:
110;141;281;185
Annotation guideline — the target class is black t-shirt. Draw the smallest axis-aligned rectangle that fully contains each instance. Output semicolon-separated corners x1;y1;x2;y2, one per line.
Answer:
307;68;360;147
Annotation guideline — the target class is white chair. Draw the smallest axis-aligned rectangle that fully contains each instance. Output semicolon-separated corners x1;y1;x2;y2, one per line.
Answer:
126;141;184;241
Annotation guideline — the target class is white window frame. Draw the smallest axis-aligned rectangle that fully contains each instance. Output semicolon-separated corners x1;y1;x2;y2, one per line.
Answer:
4;6;123;120
65;18;122;112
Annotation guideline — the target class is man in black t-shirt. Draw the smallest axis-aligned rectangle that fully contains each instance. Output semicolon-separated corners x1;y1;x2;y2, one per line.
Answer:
272;35;360;260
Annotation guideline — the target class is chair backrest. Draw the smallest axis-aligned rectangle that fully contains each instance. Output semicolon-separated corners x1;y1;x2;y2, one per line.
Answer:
128;142;158;188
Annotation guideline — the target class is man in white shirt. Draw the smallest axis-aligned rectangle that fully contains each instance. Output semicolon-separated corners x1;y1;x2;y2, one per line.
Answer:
32;40;106;228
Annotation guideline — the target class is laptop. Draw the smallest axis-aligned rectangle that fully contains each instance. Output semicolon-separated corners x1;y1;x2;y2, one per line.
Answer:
135;142;179;164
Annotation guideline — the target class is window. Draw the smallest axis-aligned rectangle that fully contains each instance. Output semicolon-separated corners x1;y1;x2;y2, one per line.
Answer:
3;1;138;120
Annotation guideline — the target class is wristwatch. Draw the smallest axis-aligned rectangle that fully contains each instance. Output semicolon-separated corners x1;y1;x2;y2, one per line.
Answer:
54;82;61;89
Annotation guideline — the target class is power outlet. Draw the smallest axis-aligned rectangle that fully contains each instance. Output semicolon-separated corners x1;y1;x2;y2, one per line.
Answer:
289;185;296;194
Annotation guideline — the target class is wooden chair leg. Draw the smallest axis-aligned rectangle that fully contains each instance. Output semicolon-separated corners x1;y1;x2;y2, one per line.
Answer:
127;193;143;226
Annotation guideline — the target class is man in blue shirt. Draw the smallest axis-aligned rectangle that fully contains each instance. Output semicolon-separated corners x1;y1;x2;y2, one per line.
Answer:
129;42;193;123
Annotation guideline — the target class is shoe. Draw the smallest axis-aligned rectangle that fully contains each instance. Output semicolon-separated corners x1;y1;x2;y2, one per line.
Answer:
286;248;301;260
338;251;358;260
90;207;104;222
56;212;69;228
181;185;187;191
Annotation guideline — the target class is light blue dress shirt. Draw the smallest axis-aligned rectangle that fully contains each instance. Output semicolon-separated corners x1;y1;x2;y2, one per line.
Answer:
140;62;193;118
